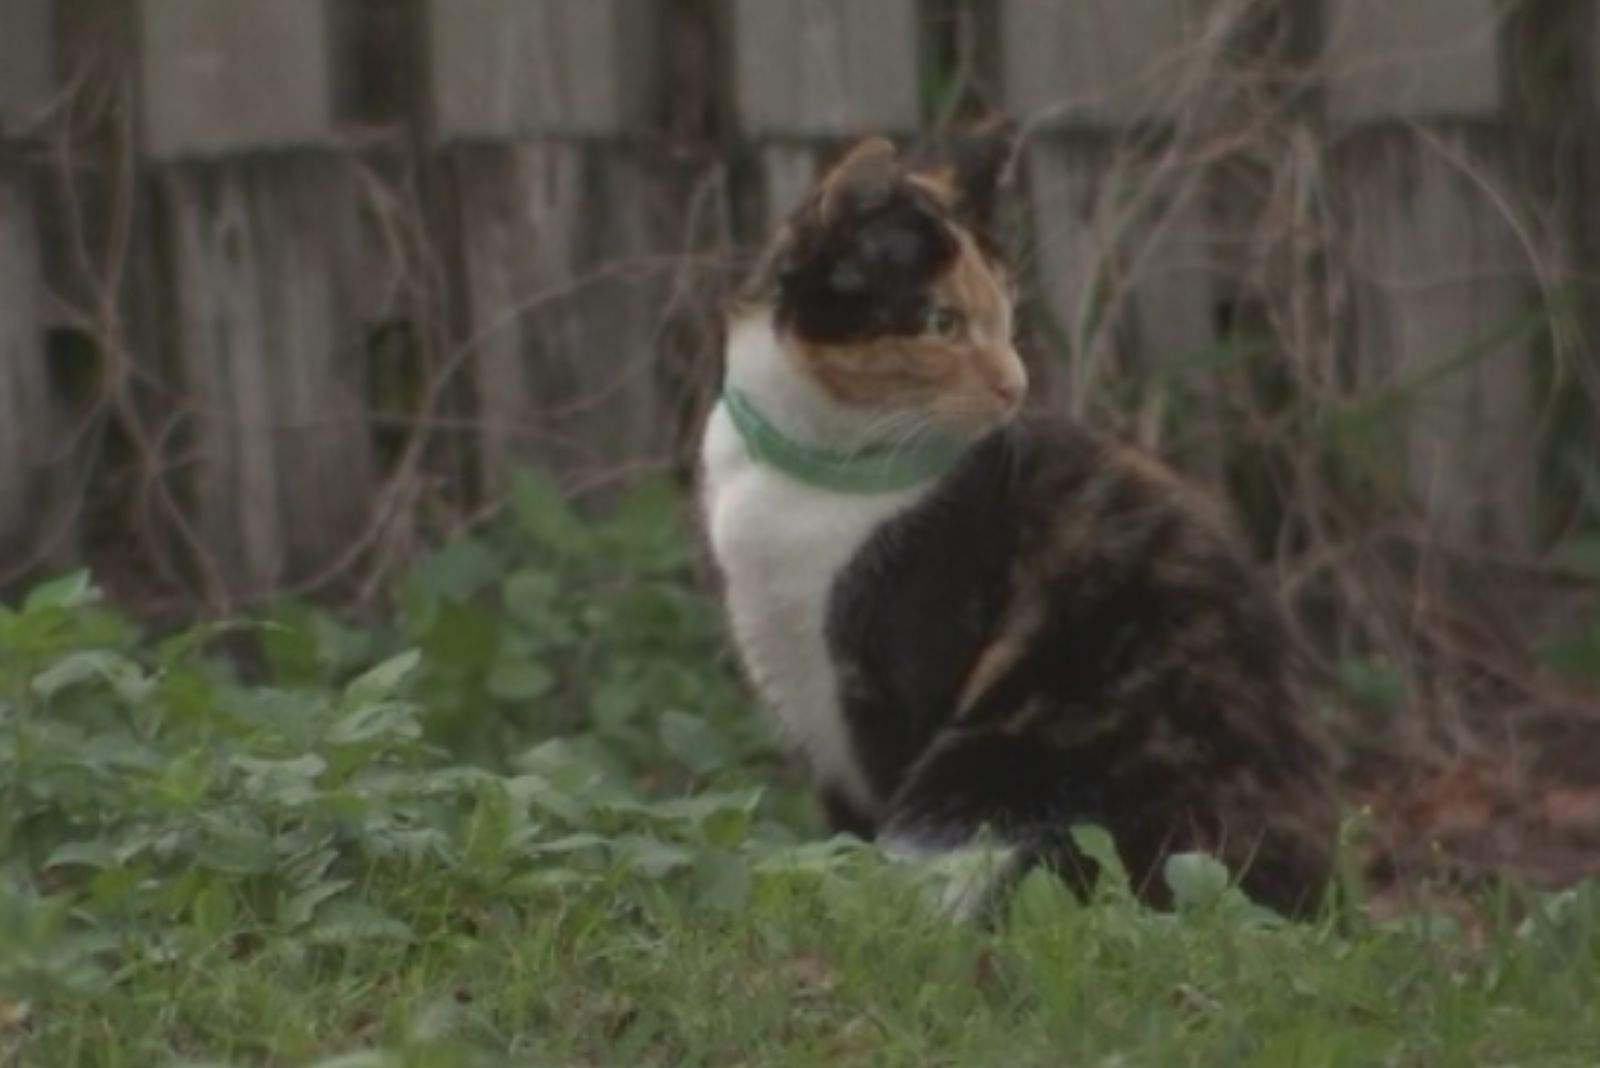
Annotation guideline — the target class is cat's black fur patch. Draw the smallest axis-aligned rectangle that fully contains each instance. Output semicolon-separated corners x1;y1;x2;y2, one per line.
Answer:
826;418;1336;917
913;125;1015;239
774;185;957;344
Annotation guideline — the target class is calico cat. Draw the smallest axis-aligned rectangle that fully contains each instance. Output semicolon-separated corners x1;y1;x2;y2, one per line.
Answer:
699;137;1337;918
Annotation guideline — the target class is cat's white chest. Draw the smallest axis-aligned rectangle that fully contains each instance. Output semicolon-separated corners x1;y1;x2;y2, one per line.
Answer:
701;406;919;813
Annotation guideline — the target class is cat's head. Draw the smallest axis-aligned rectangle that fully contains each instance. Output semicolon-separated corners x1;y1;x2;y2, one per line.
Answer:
748;135;1027;438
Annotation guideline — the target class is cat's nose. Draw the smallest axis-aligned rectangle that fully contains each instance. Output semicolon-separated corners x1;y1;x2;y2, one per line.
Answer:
986;353;1028;409
995;373;1026;408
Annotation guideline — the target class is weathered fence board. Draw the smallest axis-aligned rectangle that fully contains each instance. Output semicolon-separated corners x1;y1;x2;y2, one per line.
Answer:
0;1;1582;600
0;2;56;571
1002;0;1192;125
133;3;381;600
1327;0;1534;548
428;0;662;140
1003;0;1221;428
155;160;376;597
448;144;666;488
1322;0;1503;122
729;0;920;236
730;0;919;140
429;2;678;492
0;0;55;136
138;0;334;158
0;164;58;570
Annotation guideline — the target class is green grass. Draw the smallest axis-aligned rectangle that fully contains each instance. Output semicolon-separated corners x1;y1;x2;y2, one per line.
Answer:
4;474;1600;1067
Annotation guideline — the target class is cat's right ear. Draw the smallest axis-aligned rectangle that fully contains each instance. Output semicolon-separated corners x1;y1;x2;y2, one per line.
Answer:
817;137;899;222
947;121;1018;232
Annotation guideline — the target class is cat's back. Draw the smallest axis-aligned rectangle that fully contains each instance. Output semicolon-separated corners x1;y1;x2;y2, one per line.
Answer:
843;412;1310;739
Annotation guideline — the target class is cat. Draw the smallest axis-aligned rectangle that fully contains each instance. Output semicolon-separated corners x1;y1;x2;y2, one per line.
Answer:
699;136;1337;918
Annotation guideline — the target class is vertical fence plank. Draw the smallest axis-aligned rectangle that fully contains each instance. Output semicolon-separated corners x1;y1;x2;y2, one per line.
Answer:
1003;0;1189;124
1002;0;1220;431
0;0;55;136
0;0;58;575
1327;0;1536;548
731;0;920;142
430;0;657;139
139;0;333;157
0;1;1577;604
0;164;56;571
1322;0;1502;123
729;0;921;229
139;0;374;600
429;0;676;494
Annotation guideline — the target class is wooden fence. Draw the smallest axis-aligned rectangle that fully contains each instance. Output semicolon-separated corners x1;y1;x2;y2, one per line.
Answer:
0;0;1594;610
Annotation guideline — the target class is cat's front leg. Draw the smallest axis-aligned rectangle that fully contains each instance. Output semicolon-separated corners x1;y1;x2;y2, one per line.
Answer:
818;784;878;840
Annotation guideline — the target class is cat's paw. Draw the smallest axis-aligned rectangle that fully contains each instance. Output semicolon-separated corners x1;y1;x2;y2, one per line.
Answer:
880;834;1024;923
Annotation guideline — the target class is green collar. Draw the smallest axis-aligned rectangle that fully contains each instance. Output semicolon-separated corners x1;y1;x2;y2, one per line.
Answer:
721;388;964;494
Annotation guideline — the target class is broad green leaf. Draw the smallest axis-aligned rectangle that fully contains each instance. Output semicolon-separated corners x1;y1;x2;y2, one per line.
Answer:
464;784;514;869
1163;852;1231;910
196;819;276;876
24;571;99;612
613;834;694;878
364;826;453;864
644;790;764;828
528;833;608;856
590;682;645;735
753;836;866;876
158;618;264;670
191;883;237;938
514;736;626;791
506;773;589;823
31;650;152;704
503;868;599;893
282;844;339;888
486;659;555;702
327;702;421;747
658;710;733;775
307;902;415;945
411;537;500;601
344;649;421;704
45;840;118;870
508;470;587;554
692;849;751;911
1070;824;1130;894
419;601;499;676
281;880;352;929
233;754;328;805
1008;866;1080;925
113;826;182;866
502;568;559;622
1518;885;1600;945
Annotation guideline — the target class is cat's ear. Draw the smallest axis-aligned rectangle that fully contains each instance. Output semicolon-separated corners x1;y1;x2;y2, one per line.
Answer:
946;120;1018;231
818;137;899;221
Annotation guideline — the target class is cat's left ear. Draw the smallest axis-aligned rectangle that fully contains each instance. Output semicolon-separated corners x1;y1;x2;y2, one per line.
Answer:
817;137;900;221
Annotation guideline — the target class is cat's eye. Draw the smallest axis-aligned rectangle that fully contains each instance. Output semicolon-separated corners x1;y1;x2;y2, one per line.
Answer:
927;306;966;340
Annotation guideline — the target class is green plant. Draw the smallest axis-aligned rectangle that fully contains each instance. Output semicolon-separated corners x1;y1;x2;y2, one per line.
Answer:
4;475;1600;1065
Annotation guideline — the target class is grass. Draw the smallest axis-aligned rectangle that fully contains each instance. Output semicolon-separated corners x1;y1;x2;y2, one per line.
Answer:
4;474;1600;1067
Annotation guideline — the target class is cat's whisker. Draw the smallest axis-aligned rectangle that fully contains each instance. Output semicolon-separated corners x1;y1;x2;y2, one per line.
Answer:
879;413;947;466
857;407;940;458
